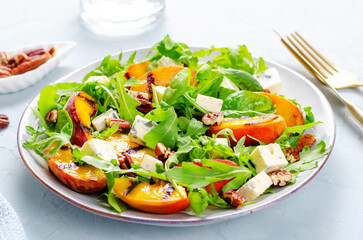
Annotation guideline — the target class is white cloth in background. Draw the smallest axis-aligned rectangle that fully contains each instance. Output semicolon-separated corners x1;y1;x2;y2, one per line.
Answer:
0;194;26;240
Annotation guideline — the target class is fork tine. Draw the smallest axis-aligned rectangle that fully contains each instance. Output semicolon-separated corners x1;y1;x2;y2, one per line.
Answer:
286;36;328;79
273;30;327;82
295;32;339;72
291;33;334;75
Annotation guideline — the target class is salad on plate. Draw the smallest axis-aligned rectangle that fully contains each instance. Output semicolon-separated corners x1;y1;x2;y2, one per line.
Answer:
23;36;330;215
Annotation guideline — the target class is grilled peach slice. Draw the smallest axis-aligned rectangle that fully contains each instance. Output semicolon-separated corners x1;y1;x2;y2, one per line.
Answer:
106;133;157;166
113;178;189;214
64;92;97;147
256;92;304;127
207;115;287;146
125;62;150;80
130;66;197;98
48;147;107;193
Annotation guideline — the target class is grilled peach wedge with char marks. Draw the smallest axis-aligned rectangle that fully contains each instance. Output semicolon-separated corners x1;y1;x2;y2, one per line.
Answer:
256;92;304;127
207;115;287;146
47;147;107;193
64;92;97;147
106;133;157;166
125;62;150;80
113;178;189;214
130;66;197;99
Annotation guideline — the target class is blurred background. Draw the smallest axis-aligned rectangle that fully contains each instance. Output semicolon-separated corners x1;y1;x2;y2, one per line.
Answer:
0;0;362;239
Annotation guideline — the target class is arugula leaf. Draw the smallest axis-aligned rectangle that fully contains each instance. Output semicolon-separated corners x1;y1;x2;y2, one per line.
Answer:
222;90;276;115
104;173;127;213
163;68;190;105
183;92;208;114
115;73;142;124
185;118;209;139
275;122;321;148
73;148;121;172
38;85;58;118
54;109;72;132
166;160;251;189
219;69;263;91
192;64;224;98
303;106;315;124
93;122;120;139
124;78;146;87
83;55;122;81
145;35;198;69
188;189;209;215
284;141;331;178
144;104;178;149
194;45;267;74
23;122;73;159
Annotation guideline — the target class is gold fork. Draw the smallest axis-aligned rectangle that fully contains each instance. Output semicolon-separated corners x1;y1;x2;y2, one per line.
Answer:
274;30;363;128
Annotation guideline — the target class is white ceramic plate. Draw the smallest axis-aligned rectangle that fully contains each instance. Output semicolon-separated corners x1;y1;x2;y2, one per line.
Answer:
17;47;335;226
0;41;76;94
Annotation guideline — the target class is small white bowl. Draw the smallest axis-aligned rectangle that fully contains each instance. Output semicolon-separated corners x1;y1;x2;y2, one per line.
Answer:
0;41;76;94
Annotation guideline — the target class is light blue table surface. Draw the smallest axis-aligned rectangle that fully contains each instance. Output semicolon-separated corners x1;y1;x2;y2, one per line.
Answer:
1;0;362;239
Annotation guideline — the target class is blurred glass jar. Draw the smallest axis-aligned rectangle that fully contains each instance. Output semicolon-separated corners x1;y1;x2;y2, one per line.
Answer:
80;0;165;36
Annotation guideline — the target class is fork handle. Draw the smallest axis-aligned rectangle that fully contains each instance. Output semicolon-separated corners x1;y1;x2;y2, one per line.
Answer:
345;101;363;128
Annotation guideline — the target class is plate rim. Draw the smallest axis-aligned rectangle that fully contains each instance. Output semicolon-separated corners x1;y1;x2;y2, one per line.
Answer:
17;46;336;226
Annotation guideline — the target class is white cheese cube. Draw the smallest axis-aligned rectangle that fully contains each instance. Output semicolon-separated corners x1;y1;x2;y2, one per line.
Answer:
92;109;119;131
85;76;110;85
220;76;239;91
157;56;181;68
128;90;149;100
140;154;163;172
251;143;288;174
254;67;282;94
153;86;166;103
237;171;272;201
215;138;229;147
211;138;230;159
129;115;157;146
196;94;223;113
81;139;118;161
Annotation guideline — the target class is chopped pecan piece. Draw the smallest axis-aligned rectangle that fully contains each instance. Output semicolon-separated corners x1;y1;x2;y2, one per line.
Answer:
119;153;134;170
155;143;174;161
135;93;153;114
0;114;10;130
49;47;56;56
202;112;224;126
270;170;292;186
285;134;316;162
221;190;245;208
0;51;10;64
14;53;28;65
45;109;58;123
107;118;131;131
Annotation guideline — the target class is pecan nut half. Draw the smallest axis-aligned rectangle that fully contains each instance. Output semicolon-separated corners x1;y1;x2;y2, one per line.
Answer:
202;112;223;126
270;170;292;186
45;109;58;123
107;118;131;131
221;190;245;208
0;114;10;130
135;93;153;114
11;52;51;75
285;134;316;162
155;143;174;161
